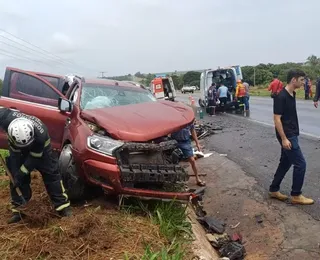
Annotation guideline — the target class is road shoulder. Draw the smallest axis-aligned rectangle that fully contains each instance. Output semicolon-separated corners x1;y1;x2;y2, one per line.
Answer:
187;149;320;260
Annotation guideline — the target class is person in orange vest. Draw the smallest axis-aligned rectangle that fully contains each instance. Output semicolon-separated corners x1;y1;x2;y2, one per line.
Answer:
235;80;246;111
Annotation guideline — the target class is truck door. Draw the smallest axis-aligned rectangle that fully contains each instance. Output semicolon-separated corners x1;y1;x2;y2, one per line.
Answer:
168;76;176;99
0;67;69;151
232;66;243;81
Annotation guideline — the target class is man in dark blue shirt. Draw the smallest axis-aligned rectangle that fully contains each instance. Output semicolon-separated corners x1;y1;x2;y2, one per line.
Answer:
269;69;313;205
171;121;205;186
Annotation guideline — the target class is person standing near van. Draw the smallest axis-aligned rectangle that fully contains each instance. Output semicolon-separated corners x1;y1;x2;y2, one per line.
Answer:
217;83;229;113
269;69;314;205
243;82;250;111
207;83;217;116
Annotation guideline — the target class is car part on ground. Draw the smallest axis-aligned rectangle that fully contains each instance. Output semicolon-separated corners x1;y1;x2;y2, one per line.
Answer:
194;123;222;140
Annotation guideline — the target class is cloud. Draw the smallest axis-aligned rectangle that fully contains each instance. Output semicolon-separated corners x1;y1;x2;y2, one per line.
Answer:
50;32;76;54
0;0;319;77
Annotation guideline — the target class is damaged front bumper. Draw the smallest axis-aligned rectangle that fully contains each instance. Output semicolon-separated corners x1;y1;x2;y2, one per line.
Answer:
83;139;201;201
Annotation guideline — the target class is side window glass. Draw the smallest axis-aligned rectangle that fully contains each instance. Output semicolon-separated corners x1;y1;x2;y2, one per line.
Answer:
10;72;60;105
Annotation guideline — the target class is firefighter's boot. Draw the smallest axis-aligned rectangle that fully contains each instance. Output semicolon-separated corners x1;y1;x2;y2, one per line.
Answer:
58;206;72;217
7;212;25;224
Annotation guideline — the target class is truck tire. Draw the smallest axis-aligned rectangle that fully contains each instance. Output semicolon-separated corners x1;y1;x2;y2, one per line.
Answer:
59;144;87;202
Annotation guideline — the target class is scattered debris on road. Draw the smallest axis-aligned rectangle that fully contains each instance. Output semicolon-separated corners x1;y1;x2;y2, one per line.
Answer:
194;123;223;140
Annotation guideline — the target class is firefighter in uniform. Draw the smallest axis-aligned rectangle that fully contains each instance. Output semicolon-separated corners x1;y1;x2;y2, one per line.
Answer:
235;80;246;112
0;108;72;224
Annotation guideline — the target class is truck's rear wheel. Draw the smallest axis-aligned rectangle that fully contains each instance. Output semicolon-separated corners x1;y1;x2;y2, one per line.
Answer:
59;144;87;202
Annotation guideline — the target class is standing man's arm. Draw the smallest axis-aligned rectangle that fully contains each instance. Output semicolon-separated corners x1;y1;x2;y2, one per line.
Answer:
274;115;291;150
313;80;320;108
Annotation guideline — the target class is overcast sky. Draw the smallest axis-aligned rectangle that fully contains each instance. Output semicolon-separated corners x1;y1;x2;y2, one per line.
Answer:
0;0;318;77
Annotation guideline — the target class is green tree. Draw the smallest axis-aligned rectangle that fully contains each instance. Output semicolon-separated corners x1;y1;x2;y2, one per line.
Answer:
306;55;320;67
171;74;184;90
141;73;155;86
182;71;201;86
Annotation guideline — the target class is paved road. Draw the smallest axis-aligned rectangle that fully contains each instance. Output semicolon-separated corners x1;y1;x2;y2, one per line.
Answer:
176;93;320;220
176;93;320;138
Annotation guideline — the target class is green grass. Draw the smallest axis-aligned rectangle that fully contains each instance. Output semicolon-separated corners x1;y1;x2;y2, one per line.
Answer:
0;149;8;176
250;85;316;99
121;199;193;259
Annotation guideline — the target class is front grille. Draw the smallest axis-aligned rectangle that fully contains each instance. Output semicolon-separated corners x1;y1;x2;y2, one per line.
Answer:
114;140;189;184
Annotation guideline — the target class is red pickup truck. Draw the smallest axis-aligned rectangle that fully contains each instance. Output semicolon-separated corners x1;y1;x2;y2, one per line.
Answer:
0;67;197;202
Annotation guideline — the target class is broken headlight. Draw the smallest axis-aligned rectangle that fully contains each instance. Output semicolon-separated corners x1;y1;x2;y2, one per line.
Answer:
87;134;123;156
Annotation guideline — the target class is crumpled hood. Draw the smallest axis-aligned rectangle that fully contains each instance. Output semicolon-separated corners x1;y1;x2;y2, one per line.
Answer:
80;101;194;142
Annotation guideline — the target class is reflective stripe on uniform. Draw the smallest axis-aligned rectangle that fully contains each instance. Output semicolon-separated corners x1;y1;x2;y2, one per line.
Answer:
9;145;20;153
60;180;69;201
44;139;51;147
30;151;43;158
20;164;29;174
56;202;70;212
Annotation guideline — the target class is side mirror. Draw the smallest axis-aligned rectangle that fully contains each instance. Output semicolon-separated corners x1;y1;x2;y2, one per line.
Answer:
58;97;72;112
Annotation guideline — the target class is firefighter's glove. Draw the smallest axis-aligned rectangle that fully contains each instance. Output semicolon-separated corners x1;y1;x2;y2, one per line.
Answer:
13;169;28;189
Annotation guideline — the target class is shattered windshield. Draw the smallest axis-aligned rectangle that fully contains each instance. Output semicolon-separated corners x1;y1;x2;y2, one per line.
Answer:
80;84;157;110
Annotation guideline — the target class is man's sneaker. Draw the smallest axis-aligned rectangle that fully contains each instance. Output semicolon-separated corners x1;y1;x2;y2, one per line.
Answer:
58;206;72;217
269;191;288;201
291;195;314;205
7;212;24;224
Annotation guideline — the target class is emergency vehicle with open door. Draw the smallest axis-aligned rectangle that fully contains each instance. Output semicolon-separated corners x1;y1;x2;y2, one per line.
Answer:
150;74;176;101
199;65;243;111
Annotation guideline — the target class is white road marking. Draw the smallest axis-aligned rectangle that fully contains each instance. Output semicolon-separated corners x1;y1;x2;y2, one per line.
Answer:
227;114;320;140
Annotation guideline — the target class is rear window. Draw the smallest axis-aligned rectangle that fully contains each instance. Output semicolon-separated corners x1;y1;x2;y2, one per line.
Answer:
80;84;157;110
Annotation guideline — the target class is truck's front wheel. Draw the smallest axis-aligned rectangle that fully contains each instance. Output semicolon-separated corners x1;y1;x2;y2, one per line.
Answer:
59;144;87;202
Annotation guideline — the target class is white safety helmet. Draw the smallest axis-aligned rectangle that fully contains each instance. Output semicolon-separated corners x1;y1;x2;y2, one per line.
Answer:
8;118;35;147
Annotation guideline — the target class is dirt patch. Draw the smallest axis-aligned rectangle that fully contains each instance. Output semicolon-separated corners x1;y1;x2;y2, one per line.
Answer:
0;172;168;260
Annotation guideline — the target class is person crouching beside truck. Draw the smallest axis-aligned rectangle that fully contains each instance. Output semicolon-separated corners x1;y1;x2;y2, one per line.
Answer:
171;120;206;187
0;107;72;224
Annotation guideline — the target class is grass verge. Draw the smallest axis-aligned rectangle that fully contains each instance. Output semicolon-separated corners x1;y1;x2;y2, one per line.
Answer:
121;198;194;259
250;85;316;99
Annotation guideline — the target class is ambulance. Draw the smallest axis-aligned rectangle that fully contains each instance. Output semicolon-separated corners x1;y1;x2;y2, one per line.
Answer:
150;74;177;101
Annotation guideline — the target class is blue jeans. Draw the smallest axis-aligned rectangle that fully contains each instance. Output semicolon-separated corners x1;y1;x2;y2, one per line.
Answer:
269;136;306;196
244;96;250;110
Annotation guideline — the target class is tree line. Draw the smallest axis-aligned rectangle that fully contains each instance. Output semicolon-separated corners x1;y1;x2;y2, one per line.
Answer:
104;54;320;90
242;55;320;86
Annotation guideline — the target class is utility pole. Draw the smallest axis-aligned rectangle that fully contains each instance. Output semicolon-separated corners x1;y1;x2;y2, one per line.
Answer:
99;71;107;78
253;67;256;86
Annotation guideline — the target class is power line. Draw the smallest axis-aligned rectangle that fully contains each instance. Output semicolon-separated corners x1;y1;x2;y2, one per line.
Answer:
0;38;71;68
0;29;74;65
0;29;97;73
0;47;82;74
